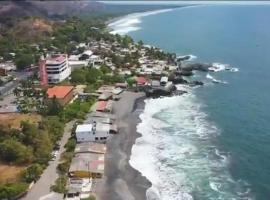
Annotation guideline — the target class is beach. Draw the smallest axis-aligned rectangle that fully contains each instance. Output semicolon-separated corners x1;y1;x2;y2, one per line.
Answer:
95;91;151;200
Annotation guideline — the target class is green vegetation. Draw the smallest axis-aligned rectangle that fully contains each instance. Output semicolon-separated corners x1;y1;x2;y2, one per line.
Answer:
70;67;125;92
50;175;68;193
0;118;63;166
15;53;35;70
0;182;29;199
0;139;34;164
22;164;43;183
60;98;95;122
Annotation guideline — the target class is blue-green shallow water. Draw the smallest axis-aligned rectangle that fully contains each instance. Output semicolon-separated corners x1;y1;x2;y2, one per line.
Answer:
120;5;270;200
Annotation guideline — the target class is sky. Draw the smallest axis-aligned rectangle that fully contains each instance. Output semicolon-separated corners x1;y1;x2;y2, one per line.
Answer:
99;1;270;5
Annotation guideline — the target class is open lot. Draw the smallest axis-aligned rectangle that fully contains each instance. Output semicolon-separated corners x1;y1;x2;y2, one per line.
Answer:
0;164;26;184
0;113;42;129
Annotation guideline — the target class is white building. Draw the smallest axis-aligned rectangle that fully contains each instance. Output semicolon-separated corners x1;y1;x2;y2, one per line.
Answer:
46;54;71;84
75;123;111;143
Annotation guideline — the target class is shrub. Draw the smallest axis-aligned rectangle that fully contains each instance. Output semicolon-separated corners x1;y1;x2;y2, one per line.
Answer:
64;138;76;152
22;164;43;183
50;175;68;193
0;182;29;199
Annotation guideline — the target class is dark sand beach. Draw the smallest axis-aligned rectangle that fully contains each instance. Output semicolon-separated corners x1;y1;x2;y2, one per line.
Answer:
95;91;151;200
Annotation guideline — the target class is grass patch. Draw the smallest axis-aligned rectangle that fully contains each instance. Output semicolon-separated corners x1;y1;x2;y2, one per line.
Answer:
0;164;26;184
0;113;41;129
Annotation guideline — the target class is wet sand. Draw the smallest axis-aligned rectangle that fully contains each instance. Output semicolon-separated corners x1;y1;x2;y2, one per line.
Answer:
95;91;151;200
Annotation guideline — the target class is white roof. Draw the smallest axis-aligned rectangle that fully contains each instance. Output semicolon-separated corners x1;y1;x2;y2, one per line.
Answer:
161;76;168;83
83;50;93;56
76;124;93;132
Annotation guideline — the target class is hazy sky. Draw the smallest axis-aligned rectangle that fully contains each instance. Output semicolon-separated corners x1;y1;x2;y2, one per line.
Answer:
100;1;270;5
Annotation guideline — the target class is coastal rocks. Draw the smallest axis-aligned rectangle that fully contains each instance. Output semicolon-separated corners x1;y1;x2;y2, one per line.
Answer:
182;63;212;72
188;80;204;87
144;83;176;98
177;55;191;62
168;73;188;84
177;70;193;76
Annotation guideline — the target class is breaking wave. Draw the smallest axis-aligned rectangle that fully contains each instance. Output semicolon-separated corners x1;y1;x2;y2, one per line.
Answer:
130;91;253;200
108;9;173;35
206;73;228;84
209;63;239;72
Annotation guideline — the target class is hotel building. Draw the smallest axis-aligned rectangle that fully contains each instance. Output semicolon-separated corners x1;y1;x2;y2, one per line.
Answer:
46;54;71;84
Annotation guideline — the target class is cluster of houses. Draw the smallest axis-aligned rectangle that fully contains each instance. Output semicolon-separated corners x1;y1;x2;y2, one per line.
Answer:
58;84;126;199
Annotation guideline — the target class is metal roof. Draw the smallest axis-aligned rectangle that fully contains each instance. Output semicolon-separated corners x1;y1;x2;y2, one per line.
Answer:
76;124;93;133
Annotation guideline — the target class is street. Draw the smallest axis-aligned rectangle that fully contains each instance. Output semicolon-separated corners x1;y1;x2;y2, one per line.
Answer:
21;121;75;200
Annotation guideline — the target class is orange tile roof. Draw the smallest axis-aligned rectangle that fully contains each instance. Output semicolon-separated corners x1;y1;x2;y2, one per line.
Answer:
47;86;74;99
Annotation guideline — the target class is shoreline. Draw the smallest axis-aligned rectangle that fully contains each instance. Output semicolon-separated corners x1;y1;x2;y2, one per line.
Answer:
95;91;151;200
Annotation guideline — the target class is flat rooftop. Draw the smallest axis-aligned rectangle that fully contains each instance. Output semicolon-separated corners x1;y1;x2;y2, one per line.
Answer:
47;54;66;63
75;142;106;154
76;124;93;133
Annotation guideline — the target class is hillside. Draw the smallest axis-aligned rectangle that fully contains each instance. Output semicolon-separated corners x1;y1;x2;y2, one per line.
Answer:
9;17;55;43
0;1;103;20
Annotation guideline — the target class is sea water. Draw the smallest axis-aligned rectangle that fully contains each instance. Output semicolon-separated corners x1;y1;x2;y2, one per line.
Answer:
110;5;270;200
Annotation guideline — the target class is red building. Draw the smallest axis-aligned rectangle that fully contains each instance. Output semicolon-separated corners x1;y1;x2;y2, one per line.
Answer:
47;86;74;105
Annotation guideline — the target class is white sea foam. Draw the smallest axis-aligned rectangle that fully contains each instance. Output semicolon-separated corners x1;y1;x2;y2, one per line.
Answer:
209;62;239;73
108;9;173;35
206;73;228;84
130;91;253;200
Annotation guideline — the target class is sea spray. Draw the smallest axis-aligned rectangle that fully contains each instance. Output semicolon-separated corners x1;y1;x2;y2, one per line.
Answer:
130;88;252;200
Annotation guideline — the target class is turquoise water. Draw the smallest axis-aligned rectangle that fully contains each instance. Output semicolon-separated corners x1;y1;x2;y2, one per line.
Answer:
115;5;270;200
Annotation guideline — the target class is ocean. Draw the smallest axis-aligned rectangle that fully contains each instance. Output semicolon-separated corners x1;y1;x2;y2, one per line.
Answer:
109;5;270;200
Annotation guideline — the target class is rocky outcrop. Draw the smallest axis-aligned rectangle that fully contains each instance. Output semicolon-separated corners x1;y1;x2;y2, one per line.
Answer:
188;81;204;87
177;55;190;62
182;63;211;72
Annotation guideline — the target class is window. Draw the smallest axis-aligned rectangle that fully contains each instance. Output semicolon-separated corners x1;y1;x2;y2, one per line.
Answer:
95;137;98;141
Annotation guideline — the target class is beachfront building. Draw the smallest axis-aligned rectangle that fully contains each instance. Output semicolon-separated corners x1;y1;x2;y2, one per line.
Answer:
46;54;71;84
75;123;116;143
160;76;169;86
46;85;74;106
74;142;106;154
69;152;105;178
65;178;92;200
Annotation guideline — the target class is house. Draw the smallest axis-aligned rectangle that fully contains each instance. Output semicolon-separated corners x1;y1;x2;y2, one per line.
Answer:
115;82;128;89
45;54;71;84
98;92;112;101
151;80;160;88
75;123;114;143
65;178;92;200
112;88;123;95
105;100;113;113
136;76;147;85
96;86;114;94
69;152;104;178
74;142;106;154
47;85;74;105
0;61;16;71
96;101;107;112
160;76;168;86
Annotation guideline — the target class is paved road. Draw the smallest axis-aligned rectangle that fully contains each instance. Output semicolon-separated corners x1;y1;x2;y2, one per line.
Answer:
21;121;75;200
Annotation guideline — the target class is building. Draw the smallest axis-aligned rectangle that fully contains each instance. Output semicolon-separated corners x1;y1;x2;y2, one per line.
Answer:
65;178;92;200
46;85;74;105
160;76;168;86
136;76;147;85
75;123;116;143
98;92;112;101
69;152;105;178
75;142;106;154
46;54;71;84
96;101;107;112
